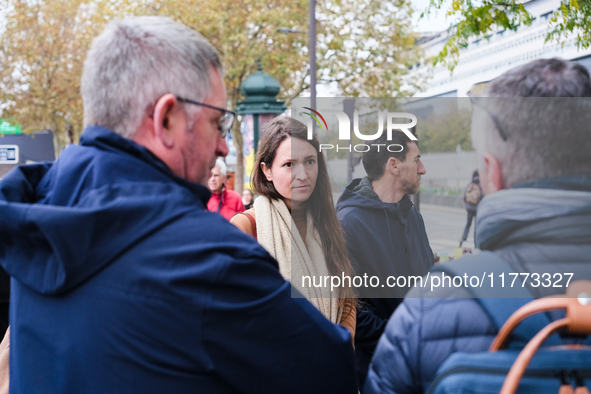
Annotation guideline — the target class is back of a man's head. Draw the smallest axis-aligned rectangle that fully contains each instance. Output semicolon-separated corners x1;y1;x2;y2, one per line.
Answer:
81;17;223;139
485;58;591;98
473;58;591;187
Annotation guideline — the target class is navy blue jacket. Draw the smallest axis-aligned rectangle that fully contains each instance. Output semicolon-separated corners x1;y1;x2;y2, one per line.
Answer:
364;176;591;394
336;177;433;388
0;126;357;394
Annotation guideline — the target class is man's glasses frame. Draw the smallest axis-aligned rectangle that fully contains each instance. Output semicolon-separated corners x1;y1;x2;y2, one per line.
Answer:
176;97;236;137
467;92;508;142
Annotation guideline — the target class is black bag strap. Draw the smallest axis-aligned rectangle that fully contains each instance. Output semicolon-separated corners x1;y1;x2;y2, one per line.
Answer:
432;251;561;347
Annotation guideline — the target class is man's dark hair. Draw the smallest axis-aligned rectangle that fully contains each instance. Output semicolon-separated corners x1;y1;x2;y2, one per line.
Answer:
486;58;591;97
362;131;414;182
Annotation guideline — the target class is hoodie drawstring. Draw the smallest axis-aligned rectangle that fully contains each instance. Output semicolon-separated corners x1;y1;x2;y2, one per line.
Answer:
384;209;397;258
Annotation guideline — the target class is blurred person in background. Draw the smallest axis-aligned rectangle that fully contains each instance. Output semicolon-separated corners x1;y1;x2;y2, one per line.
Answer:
241;188;254;210
231;116;357;339
207;157;244;220
460;169;483;247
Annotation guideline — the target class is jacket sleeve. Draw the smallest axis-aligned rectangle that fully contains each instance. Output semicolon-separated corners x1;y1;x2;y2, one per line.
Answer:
202;249;357;394
355;302;386;349
363;296;423;394
364;280;498;394
339;219;387;348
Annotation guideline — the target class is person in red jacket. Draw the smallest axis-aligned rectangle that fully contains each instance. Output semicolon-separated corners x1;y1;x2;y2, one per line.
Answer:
207;157;245;220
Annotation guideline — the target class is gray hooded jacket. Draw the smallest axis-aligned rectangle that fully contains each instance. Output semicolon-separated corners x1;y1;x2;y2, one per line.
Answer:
365;176;591;394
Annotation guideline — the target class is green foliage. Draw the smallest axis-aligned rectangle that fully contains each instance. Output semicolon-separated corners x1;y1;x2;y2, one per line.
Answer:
318;0;426;97
0;0;424;168
547;0;591;50
416;108;473;153
0;0;134;150
425;0;590;70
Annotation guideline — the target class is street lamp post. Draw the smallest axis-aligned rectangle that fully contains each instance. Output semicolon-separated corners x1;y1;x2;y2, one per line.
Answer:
309;0;316;111
236;61;286;153
277;0;317;110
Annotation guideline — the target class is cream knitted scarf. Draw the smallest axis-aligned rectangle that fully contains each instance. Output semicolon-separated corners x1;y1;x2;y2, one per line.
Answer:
253;196;342;324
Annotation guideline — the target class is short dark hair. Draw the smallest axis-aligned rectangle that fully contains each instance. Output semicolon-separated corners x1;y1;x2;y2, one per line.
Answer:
362;131;414;182
476;58;591;186
485;58;591;97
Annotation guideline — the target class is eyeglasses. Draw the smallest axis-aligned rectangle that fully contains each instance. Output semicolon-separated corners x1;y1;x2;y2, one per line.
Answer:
467;92;508;141
176;97;236;137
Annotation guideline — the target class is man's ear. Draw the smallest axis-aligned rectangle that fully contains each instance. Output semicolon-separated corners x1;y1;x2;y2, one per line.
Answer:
481;152;505;194
386;157;399;176
261;162;273;181
153;94;181;149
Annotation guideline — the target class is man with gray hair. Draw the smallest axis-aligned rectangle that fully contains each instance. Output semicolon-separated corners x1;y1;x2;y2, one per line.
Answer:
207;157;244;220
364;58;591;393
0;17;356;394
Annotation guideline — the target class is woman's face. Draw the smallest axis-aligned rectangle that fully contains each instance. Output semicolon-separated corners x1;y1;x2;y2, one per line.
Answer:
241;190;253;204
262;137;319;206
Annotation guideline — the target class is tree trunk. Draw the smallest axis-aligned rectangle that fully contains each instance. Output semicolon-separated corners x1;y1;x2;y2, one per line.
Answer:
231;118;244;195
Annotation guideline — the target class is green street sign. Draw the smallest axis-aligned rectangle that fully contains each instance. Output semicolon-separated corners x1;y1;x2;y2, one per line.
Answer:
0;119;22;134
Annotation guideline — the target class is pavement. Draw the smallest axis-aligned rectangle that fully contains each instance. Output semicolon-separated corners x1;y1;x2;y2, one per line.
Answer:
420;203;475;255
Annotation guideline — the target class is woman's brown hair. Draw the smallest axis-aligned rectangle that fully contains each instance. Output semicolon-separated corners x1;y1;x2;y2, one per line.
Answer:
252;116;356;307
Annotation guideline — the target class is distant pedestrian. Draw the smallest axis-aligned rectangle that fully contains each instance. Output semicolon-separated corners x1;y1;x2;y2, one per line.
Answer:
242;188;254;210
207;157;245;220
460;169;482;246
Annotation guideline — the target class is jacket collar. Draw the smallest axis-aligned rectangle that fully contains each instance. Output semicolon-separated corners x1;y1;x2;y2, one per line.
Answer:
475;176;591;250
80;126;211;205
512;175;591;192
350;176;413;216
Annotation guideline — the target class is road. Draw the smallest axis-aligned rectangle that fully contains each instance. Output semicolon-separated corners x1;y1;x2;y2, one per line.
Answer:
420;204;475;256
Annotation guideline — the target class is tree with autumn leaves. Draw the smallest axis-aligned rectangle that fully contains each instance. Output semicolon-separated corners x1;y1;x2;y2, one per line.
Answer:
0;0;423;186
0;0;132;149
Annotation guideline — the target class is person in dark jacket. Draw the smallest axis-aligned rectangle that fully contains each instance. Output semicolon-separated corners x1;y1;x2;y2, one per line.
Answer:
336;130;433;388
0;17;357;394
459;169;482;246
365;58;591;394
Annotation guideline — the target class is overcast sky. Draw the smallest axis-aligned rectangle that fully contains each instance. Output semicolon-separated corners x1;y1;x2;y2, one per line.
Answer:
412;0;452;33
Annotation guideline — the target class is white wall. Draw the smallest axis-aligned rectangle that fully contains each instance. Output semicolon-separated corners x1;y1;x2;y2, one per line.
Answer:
416;0;591;98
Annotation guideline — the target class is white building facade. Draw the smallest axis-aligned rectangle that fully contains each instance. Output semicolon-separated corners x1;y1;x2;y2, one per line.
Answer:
416;0;591;97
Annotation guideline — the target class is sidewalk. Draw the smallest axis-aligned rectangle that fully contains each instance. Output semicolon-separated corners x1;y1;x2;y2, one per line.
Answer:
420;204;475;255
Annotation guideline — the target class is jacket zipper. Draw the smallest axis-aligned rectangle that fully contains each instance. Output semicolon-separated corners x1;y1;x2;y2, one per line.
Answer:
425;366;591;394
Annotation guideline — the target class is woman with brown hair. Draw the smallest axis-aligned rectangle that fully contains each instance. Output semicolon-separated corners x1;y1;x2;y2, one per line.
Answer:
231;116;356;336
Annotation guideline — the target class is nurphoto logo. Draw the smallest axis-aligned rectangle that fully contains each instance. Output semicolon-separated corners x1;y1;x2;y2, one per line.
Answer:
301;108;418;153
